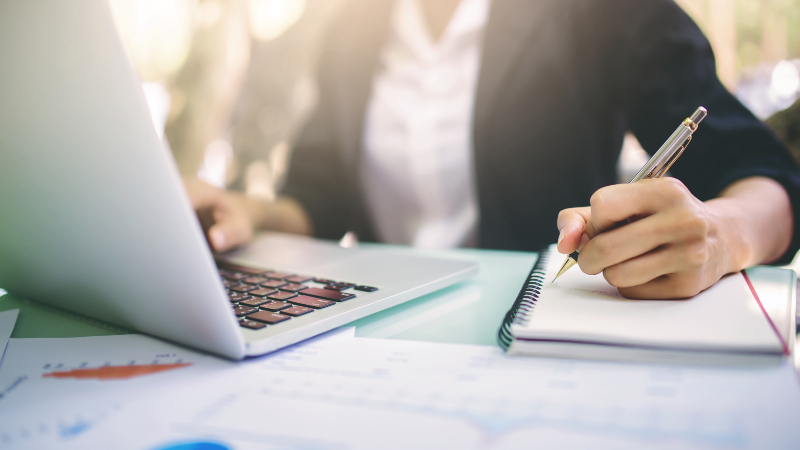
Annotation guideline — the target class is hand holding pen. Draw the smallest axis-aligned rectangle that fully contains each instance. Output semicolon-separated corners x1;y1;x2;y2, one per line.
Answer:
552;107;746;298
554;103;792;299
555;107;707;280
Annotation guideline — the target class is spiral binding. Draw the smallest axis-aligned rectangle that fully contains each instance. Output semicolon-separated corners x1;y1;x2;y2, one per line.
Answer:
497;248;551;350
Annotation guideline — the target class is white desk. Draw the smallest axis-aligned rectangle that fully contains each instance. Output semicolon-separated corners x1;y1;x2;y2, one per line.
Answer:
2;245;800;449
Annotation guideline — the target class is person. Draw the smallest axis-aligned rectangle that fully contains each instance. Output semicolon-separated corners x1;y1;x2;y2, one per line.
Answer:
767;97;800;165
187;0;800;299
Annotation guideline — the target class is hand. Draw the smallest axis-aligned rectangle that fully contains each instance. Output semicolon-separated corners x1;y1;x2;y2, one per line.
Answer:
185;178;261;252
556;177;792;299
184;178;314;252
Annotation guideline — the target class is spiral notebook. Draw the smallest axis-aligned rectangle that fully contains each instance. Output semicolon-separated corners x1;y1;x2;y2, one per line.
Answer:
498;245;796;365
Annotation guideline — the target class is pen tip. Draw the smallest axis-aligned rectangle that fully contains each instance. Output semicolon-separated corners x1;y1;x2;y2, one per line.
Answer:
552;255;578;282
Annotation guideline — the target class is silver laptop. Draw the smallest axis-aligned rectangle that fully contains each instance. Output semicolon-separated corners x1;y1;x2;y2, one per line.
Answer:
0;0;478;359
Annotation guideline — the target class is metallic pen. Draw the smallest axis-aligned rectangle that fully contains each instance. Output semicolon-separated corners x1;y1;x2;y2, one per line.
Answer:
552;106;708;281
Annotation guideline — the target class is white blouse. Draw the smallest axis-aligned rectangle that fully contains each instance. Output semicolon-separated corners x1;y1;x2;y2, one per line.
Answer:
360;0;489;248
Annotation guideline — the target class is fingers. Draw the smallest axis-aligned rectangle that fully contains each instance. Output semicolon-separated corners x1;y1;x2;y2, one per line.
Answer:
208;218;252;252
617;270;714;300
578;206;710;275
555;179;690;256
601;247;670;288
184;177;255;252
599;235;718;299
556;178;722;299
184;177;222;211
592;237;718;299
578;215;664;276
208;198;254;252
556;207;591;254
586;178;690;236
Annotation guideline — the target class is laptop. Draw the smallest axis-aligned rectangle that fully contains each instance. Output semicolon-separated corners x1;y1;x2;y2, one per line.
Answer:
0;0;478;359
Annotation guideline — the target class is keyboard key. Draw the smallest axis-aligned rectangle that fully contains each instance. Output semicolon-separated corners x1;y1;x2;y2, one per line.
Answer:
233;306;258;317
223;280;239;288
228;293;252;303
249;288;279;297
224;272;249;280
313;278;335;285
239;319;266;330
261;280;288;288
325;282;355;291
267;291;297;301
240;297;270;307
301;288;355;302
281;306;313;317
260;301;291;311
290;295;335;309
219;263;270;275
229;285;258;294
354;285;378;292
286;275;313;283
247;311;290;324
266;271;295;280
243;276;270;285
280;283;308;293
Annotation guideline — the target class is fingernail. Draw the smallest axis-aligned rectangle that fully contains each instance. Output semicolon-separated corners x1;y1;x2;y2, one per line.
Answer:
557;226;565;245
210;229;226;251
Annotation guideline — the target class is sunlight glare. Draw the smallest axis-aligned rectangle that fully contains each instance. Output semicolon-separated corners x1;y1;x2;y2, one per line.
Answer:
248;0;305;41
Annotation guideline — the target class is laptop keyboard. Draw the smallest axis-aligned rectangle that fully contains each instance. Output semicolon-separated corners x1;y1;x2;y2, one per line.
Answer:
217;262;378;331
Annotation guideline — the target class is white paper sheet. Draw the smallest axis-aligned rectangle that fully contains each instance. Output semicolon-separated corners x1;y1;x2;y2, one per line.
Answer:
0;333;234;448
66;334;800;450
0;309;18;368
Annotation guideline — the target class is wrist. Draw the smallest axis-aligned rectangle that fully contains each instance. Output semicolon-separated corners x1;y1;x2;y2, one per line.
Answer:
243;194;312;235
707;199;753;274
714;177;794;267
239;194;277;230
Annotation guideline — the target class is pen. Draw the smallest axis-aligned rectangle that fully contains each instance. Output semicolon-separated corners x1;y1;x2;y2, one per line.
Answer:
552;106;708;281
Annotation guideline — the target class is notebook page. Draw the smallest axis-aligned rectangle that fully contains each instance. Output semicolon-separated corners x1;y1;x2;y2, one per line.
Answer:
511;247;782;353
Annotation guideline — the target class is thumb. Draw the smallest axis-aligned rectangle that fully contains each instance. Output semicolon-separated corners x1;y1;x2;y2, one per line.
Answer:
556;206;591;254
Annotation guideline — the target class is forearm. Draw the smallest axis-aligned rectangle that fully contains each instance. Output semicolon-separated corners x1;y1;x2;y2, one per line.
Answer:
707;176;793;270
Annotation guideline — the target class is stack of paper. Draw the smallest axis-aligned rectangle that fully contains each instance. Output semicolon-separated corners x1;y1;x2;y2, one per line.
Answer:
1;328;796;449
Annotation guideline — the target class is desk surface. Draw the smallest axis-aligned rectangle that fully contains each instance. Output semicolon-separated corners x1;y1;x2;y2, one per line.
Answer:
5;246;800;450
0;245;537;347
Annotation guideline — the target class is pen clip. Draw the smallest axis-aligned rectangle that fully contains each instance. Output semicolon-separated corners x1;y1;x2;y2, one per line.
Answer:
653;135;691;179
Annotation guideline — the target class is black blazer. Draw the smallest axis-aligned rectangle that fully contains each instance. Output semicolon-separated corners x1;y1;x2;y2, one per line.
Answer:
284;0;800;263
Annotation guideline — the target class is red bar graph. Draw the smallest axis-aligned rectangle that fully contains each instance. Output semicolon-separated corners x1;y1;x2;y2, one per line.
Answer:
43;363;191;380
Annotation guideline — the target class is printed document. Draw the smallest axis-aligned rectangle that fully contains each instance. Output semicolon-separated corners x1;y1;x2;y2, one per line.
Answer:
61;331;800;450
